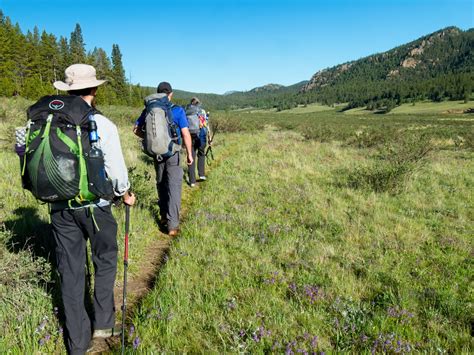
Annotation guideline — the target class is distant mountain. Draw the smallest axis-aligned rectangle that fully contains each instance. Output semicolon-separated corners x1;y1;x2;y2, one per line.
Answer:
170;81;309;109
223;90;240;95
300;26;473;109
249;83;284;93
250;81;308;93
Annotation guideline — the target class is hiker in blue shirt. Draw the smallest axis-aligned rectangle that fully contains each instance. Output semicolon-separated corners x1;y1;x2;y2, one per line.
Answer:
133;82;193;236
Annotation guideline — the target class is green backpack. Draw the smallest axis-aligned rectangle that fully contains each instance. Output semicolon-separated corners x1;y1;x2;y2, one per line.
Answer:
22;95;114;203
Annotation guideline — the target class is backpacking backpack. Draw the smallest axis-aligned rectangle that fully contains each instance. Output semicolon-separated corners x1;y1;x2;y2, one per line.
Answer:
185;104;201;135
143;93;181;160
22;95;114;203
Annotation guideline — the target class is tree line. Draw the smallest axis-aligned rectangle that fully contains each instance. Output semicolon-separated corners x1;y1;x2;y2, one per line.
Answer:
0;11;151;106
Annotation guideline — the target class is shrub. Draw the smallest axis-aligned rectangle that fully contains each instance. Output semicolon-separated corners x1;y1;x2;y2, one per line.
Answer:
345;133;433;193
127;166;156;209
345;128;394;148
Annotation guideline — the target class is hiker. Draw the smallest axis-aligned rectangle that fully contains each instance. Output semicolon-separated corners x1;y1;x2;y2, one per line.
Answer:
21;64;135;355
133;82;193;236
185;97;211;186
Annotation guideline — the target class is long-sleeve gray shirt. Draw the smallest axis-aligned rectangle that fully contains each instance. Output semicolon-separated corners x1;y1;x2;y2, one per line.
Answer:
95;113;130;197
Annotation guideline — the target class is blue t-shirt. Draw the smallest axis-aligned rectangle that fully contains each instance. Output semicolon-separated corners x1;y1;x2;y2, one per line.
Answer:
135;105;189;130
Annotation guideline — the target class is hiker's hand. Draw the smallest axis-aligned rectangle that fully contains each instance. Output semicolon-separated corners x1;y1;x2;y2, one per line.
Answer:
187;155;193;166
133;125;144;139
123;191;136;206
208;139;213;147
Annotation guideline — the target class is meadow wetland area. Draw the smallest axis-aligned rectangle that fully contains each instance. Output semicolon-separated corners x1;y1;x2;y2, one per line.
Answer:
1;97;472;353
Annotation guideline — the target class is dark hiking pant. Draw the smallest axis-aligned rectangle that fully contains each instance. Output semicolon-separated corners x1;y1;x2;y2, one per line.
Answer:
51;205;118;355
188;134;206;184
154;152;183;231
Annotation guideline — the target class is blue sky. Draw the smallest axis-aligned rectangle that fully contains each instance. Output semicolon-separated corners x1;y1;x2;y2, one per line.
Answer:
1;0;472;94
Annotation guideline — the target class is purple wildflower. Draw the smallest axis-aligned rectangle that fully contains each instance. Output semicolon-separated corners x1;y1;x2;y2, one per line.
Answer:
288;282;297;293
35;319;47;333
133;336;141;349
129;325;135;336
303;285;322;304
226;298;237;310
272;341;281;351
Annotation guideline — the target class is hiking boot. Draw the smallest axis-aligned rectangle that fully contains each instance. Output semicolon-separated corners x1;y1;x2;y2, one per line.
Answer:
92;327;121;338
199;176;207;181
168;229;179;237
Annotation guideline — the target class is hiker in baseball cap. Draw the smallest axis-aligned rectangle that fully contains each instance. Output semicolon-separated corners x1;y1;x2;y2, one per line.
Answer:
53;64;107;91
133;81;193;237
157;81;173;94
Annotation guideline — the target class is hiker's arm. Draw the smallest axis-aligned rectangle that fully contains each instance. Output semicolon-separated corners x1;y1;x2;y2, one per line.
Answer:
96;115;130;196
133;125;144;138
133;109;146;138
123;191;136;206
181;127;193;166
207;127;212;146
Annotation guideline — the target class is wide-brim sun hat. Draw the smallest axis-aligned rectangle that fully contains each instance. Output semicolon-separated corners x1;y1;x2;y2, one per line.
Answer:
53;64;106;91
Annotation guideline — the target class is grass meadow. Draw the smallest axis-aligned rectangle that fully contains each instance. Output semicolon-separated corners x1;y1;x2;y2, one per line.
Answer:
0;97;473;353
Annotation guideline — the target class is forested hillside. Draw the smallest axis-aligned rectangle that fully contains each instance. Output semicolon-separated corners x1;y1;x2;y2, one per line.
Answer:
299;27;473;111
160;27;474;112
0;11;151;106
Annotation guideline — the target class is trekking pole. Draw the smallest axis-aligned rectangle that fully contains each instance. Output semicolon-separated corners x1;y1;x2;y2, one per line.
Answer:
205;122;218;166
85;246;92;297
121;204;130;354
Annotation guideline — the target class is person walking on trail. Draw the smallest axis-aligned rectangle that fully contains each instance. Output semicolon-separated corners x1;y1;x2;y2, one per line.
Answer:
133;82;193;236
185;97;211;187
24;64;136;355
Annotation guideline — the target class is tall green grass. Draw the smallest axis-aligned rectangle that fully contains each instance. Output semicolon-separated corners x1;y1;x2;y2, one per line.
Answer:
131;129;473;352
1;96;473;352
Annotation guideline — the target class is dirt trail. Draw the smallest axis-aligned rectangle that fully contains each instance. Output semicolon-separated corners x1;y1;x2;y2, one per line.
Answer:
89;148;224;353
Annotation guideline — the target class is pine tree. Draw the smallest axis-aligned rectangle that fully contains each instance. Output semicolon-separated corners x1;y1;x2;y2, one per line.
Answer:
111;44;127;104
57;36;71;76
70;23;85;63
39;31;59;88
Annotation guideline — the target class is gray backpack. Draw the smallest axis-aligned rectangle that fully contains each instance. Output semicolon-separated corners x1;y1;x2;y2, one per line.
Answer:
185;104;201;135
143;93;181;160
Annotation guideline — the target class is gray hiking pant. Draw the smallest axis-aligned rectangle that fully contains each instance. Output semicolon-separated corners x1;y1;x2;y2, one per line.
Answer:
188;135;206;184
51;204;118;355
154;152;183;231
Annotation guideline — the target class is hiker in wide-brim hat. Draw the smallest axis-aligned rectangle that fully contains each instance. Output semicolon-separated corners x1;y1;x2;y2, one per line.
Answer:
48;63;135;354
54;63;107;91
